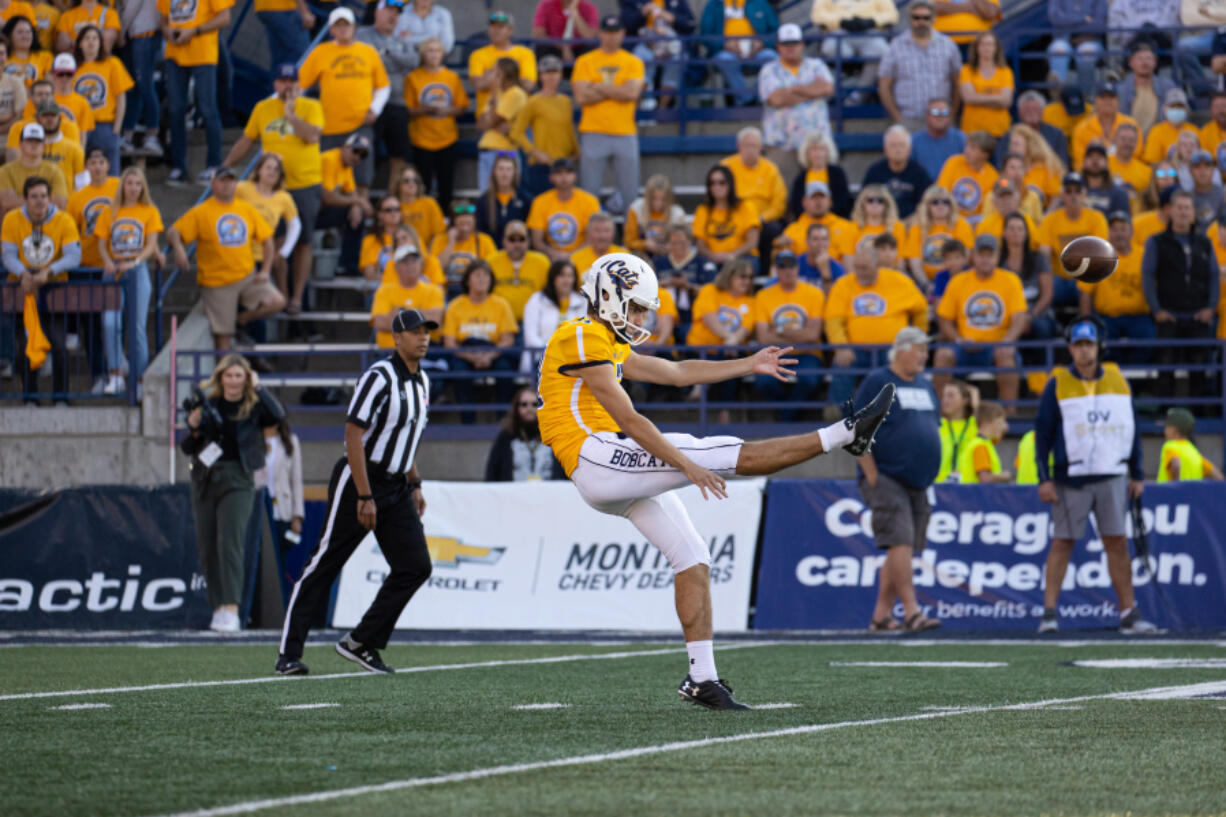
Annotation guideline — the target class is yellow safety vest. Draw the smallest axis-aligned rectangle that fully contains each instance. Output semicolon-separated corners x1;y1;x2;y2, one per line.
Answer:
957;436;1001;484
1158;439;1205;482
938;416;978;483
1016;430;1039;485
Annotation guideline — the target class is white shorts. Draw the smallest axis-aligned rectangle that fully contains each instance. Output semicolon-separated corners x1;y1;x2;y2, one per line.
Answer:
570;430;744;573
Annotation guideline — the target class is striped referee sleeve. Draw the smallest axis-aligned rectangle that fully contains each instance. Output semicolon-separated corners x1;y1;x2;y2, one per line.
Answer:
347;367;388;428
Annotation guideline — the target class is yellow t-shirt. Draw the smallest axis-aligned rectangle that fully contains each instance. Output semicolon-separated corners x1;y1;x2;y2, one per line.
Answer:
692;200;760;256
360;232;393;273
844;220;908;260
33;2;60;51
0;205;78;276
1108;156;1151;212
935;0;998;42
753;281;826;353
7;116;80;150
488;248;550;320
369;278;444;348
442;293;518;342
936;155;999;219
1022;164;1062;208
297;40;389;136
981;188;1044;225
172;197;272;288
645;286;679;345
55;3;120;44
242;95;325;190
235;181;296;263
905;219;975;279
400;196;446;249
1078;246;1145;317
380;255;445;288
66;176;117;268
1131;210;1165;252
936;267;1027;343
404;66;468;151
467;43;537;116
0;158;67;200
538;316;632;475
1141;120;1198;165
1036;207;1109;278
571;243;629;280
1200;121;1226;156
782;212;855;257
572;48;644;136
1043;101;1089;142
958;64;1014;137
975;211;1038;249
824;268;927;344
158;0;234;67
720;154;787;221
722;0;754;37
477;84;527;151
1071;113;1139;170
511;93;577;163
5;52;52;89
1210;220;1225;268
93;202;163;265
255;0;296;9
25;92;95;133
319;148;355;194
526;188;601;254
428;230;496;286
0;0;36;26
686;283;755;346
41;136;83;194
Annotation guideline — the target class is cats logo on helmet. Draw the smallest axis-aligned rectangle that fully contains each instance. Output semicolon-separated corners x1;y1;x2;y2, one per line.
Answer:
580;253;660;346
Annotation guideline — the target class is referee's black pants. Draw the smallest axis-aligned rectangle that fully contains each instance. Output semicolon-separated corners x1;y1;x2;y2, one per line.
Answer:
279;457;432;661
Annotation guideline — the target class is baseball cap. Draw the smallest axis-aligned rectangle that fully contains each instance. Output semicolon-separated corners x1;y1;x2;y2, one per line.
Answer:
777;23;803;43
774;249;797;267
992;177;1017;194
1060;85;1084;111
973;233;998;252
35;99;60;117
327;6;355;26
1094;80;1118;97
599;14;623;31
393;243;421;262
378;0;405;10
344;132;371;154
1062;171;1085;188
1158;185;1178;207
1084;143;1108;157
804;180;830;197
893;326;931;351
214;166;238;180
1107;209;1131;224
539;55;563;72
51;53;76;74
20;122;44;141
1164;88;1189;107
1163;407;1196;437
392;308;439;333
488;10;511;23
1192;149;1215;165
551;157;576;172
1068;319;1099;345
273;63;297;80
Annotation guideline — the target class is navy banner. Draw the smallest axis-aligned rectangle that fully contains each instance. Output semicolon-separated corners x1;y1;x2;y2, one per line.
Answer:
0;486;212;629
754;480;1226;631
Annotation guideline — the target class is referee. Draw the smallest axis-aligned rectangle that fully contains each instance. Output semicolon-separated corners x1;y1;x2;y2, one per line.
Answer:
276;309;437;675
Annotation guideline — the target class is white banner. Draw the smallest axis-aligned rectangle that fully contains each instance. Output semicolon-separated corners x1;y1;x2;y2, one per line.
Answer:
332;478;765;632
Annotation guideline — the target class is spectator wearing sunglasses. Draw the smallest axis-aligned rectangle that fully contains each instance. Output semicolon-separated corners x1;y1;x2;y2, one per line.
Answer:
484;386;565;481
844;185;905;269
905;185;973;288
429;199;496;296
911;97;965;182
878;0;961;132
489;219;550;321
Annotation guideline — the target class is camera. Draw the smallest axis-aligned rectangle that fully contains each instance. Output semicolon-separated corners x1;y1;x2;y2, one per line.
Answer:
182;387;224;441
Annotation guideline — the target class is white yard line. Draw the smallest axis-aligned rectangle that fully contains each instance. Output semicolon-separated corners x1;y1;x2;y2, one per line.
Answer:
829;661;1008;668
146;680;1226;817
751;703;799;710
511;703;570;711
50;703;112;711
279;703;340;710
0;643;767;703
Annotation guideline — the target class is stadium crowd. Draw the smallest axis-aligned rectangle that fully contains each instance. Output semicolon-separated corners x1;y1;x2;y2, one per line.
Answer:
0;0;1225;423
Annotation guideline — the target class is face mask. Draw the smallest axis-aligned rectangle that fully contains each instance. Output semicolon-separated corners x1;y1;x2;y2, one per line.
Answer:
1166;107;1188;125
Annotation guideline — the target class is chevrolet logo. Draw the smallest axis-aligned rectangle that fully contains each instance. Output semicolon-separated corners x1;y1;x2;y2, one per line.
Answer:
426;536;506;568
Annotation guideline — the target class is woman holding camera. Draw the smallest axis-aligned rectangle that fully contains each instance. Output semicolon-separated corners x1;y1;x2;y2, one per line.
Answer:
181;354;285;632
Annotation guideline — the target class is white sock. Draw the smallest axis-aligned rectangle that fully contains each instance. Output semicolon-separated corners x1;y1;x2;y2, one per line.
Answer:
686;640;717;682
818;420;855;452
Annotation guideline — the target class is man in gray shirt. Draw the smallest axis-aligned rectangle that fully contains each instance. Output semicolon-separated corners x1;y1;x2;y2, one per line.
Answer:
358;0;419;186
877;0;961;132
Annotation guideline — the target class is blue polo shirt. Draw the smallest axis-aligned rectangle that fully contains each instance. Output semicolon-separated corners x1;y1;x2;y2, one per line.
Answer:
854;367;941;489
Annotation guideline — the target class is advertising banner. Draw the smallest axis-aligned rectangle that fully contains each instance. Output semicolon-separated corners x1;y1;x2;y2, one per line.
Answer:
754;480;1226;631
332;479;765;632
0;486;212;629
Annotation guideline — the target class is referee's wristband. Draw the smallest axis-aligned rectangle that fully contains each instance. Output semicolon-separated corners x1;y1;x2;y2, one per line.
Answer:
408;479;423;493
357;494;373;502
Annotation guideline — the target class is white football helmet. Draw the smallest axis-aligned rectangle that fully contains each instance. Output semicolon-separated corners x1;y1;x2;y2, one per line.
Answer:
579;252;660;346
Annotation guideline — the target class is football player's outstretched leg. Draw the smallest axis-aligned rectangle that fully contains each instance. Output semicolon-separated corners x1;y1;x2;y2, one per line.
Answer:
538;254;894;710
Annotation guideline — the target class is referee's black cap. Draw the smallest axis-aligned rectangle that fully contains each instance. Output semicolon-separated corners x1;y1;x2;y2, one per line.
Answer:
392;308;439;333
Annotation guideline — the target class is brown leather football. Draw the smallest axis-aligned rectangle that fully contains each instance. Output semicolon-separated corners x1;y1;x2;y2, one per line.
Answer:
1060;236;1118;283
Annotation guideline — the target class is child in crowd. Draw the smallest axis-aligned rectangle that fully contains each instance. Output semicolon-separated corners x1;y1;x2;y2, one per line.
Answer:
932;238;968;300
1158;408;1224;482
958;401;1011;484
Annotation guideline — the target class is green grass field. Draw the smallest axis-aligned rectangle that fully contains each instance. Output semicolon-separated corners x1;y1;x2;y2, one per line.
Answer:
4;636;1226;817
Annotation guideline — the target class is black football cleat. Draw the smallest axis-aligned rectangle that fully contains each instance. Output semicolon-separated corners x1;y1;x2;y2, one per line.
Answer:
275;657;310;676
678;674;750;710
336;634;394;674
842;382;896;457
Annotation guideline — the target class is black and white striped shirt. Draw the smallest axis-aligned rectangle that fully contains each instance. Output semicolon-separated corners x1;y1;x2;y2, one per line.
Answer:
346;354;429;477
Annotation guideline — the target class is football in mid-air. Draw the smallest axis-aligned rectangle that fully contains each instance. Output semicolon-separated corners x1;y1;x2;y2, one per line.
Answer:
1060;236;1118;283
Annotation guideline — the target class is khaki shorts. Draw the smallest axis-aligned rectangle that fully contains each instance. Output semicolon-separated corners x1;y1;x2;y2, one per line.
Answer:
200;271;277;336
1051;476;1128;540
859;472;931;552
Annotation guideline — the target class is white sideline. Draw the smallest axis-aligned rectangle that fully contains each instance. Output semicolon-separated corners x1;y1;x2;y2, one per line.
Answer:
829;661;1009;668
145;680;1226;817
0;644;766;703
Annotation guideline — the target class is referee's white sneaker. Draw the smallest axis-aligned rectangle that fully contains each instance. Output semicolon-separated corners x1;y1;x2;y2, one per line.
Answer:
336;634;394;673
